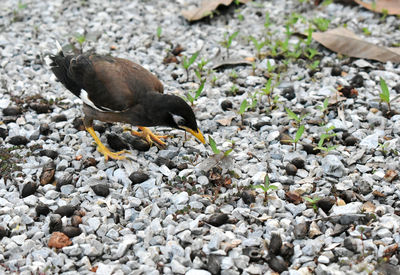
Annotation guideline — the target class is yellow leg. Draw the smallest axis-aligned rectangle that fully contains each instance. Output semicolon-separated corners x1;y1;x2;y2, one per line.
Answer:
125;127;167;147
86;127;126;161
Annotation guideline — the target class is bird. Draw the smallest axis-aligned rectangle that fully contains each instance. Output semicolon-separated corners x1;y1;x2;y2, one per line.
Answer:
46;42;205;160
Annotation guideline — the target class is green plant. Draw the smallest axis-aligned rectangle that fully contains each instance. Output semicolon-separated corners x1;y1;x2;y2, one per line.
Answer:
230;85;239;95
12;1;27;22
316;97;329;120
208;136;234;157
262;78;274;106
362;27;371;36
304;196;320;212
220;30;239;58
314;126;337;152
182;51;199;82
229;70;238;81
312;17;331;31
156;26;162;40
211;75;218;87
308;60;320;71
239;99;249;125
379;77;391;114
289;125;305;150
304;48;320;60
195;58;209;79
75;34;86;47
249;36;265;59
184;80;205;106
252;174;278;201
285;107;308;126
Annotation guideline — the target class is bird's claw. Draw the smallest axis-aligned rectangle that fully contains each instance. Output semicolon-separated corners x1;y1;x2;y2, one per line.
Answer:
127;127;168;148
96;146;127;161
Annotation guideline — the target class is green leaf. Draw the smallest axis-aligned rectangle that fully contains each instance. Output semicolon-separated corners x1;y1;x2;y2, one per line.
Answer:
268;185;278;190
189;51;199;67
294;125;305;143
156;26;162;38
323;97;329;109
224;148;233;157
303;197;316;203
186;93;194;103
228;31;240;47
239;99;248;115
208;136;220;155
195;81;205;99
285;107;299;122
379;77;390;103
252;184;265;191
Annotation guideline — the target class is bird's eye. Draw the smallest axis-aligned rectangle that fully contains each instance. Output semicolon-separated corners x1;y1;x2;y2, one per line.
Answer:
171;113;185;126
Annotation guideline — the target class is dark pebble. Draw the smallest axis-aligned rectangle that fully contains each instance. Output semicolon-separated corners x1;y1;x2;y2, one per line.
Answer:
293;222;309;239
2;106;22;116
281;86;295;100
62;226;82;238
129;171;149;184
177;163;188;171
268;233;282;255
253;121;270;131
267;255;288;273
91;184;110;197
302;143;318;154
40;161;56;185
51;114;67;122
351;74;364;87
93;123;106;134
340;190;355;203
344;136;358;146
35;203;50;216
9;135;29;146
285;191;303;204
280;243;294;259
39;123;51;135
72;117;85;131
39;149;58;159
82;157;97;168
21;182;37;198
155;157;176;169
343;237;358;252
0;128;8;139
49;215;62;233
377;263;400;275
0;226;9;239
208;213;229;227
30;103;50;113
285;163;297;176
56;174;74;191
243;247;262;262
331;66;342;76
106;134;130;151
220;100;233;111
279;133;292;145
129;137;150;151
54;205;76;217
171;44;184;56
241;190;256;204
207;255;221;275
317;197;335;214
71;215;82;227
291;157;305;169
330;224;349;237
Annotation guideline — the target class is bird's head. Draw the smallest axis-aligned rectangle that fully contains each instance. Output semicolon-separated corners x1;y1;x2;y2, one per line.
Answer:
163;95;205;144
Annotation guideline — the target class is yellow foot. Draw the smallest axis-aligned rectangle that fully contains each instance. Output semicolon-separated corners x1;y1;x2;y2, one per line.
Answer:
125;126;168;148
96;145;126;161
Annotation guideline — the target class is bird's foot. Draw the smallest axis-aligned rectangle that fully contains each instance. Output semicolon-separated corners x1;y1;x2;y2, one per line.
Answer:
127;127;167;148
96;145;126;161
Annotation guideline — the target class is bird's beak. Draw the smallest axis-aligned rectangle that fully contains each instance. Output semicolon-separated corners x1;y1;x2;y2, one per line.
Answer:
181;127;205;144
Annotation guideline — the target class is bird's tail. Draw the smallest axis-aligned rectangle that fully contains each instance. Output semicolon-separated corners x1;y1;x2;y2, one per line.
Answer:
45;41;81;95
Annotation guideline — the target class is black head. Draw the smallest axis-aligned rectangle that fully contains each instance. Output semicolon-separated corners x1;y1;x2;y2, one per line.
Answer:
159;94;205;143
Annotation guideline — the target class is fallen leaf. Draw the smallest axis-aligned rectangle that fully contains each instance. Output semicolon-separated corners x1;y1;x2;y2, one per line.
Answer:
384;169;398;182
362;201;376;213
384;243;399;256
312;27;400;63
182;0;251;21
48;232;72;249
372;190;385;197
285;191;303;204
354;0;400;15
336;198;346;206
216;116;234;126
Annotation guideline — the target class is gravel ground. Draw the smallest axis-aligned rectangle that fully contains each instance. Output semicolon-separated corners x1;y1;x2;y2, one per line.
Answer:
1;0;400;274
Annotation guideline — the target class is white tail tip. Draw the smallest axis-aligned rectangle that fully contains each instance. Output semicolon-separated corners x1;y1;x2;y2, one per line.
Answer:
56;40;62;53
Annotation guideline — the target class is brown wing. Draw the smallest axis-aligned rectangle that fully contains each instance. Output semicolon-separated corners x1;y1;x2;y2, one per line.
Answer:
79;55;163;112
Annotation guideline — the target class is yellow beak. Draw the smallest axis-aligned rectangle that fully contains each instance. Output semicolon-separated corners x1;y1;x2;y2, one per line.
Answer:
181;127;205;144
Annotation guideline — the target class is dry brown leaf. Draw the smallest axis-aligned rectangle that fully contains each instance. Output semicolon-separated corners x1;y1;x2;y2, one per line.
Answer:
312;27;400;63
362;201;376;213
48;232;72;249
182;0;251;21
216;116;234;126
354;0;400;15
384;169;398;182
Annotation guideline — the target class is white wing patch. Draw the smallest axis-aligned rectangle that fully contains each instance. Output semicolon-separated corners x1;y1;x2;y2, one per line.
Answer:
80;89;122;113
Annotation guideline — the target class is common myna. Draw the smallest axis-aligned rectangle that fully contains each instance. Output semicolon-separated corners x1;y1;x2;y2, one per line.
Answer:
46;42;205;160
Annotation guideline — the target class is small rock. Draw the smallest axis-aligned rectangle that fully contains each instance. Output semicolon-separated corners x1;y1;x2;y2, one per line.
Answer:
36;203;50;216
221;100;233;111
331;66;342;76
30;103;50;113
269;233;282;255
293;222;309;239
39;149;58;159
39;123;51;135
71;215;82;227
351;74;364;87
91;184;110;197
127;136;150;151
56;174;73;191
155;157;176;169
54;205;76;217
129;171;149;184
291;157;305;169
40;161;56;185
3;106;22;116
308;221;322;238
208;213;229;227
344;136;358;146
303;143;318;154
49;215;63;233
72;117;85;131
281;86;295;100
344;237;358;252
9;135;29;146
177;163;188;170
106;134;129;151
0;128;8;139
286;163;297;176
322;155;346;178
82;157;97;168
62;226;82;238
318;255;330;264
285;191;303;205
280;243;294;259
207;255;221;275
241;190;256;204
267;255;288;273
21;182;37;198
317;197;335;214
48;232;72;249
0;226;9;239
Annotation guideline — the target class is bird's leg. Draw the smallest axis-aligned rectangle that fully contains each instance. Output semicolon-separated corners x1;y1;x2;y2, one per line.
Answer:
127;126;168;148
